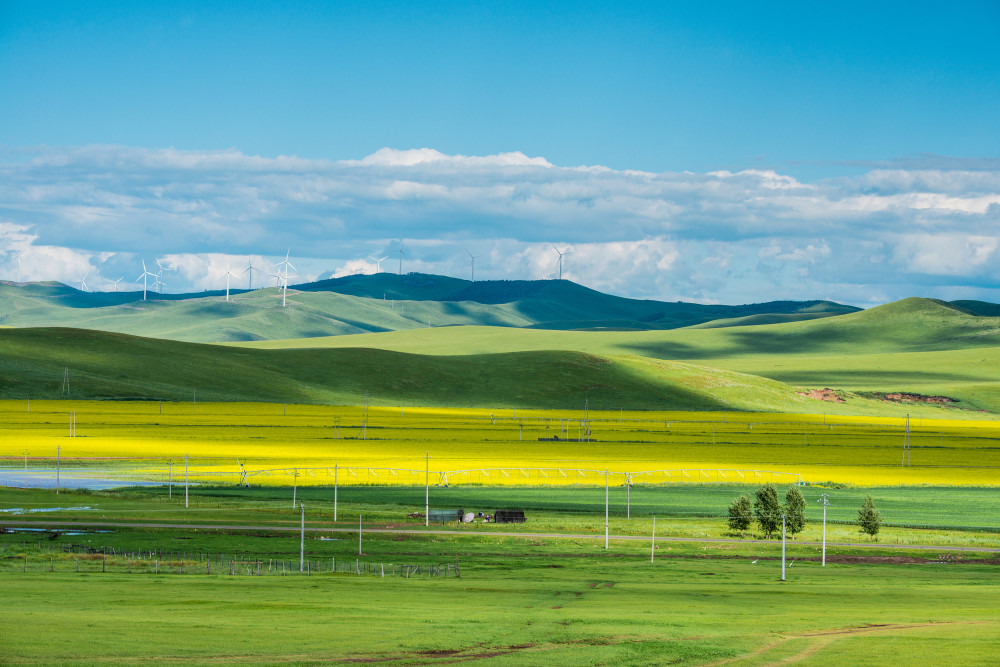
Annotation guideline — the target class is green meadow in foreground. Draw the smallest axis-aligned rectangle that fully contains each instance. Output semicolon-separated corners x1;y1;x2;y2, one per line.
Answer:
3;559;998;665
2;486;998;665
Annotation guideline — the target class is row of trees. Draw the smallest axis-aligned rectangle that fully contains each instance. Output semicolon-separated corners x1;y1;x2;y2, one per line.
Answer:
727;484;804;538
728;485;883;539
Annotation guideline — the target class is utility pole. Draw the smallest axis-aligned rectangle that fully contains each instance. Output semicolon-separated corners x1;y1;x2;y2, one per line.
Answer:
168;462;172;500
425;452;430;528
358;514;363;555
818;494;830;567
56;446;60;495
651;516;656;563
781;513;786;582
626;474;631;519
334;463;338;521
300;503;305;572
604;468;609;549
292;469;297;508
185;453;189;508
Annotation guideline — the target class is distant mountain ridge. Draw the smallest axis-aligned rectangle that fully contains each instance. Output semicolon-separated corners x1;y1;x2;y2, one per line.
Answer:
0;274;864;342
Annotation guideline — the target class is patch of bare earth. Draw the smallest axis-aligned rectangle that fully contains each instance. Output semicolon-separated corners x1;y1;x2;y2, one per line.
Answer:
707;621;997;666
796;388;844;403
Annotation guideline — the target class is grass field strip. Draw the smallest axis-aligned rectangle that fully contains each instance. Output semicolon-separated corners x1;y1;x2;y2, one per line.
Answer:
2;540;460;579
5;481;1000;537
2;400;998;486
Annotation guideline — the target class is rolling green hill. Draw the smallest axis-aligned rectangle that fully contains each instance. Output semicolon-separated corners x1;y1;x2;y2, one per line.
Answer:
236;298;1000;413
0;326;839;412
0;276;858;342
240;298;1000;357
3;326;990;415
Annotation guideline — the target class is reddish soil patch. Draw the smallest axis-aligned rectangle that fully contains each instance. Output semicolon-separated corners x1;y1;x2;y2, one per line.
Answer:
797;388;845;403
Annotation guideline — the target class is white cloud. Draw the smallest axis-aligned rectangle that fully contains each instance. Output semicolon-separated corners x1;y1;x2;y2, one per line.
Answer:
1;145;999;304
891;234;1000;276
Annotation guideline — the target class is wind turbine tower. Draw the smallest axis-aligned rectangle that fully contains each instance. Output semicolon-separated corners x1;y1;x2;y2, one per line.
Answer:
467;250;477;282
76;273;89;292
397;247;406;275
15;253;23;284
276;250;296;308
368;255;389;274
242;256;259;290
220;259;239;301
154;258;172;293
554;246;571;280
108;276;124;292
136;260;156;301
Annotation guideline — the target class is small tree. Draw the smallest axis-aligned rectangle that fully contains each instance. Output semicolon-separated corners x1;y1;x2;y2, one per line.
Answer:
784;486;806;537
727;494;752;535
858;495;882;540
754;484;781;539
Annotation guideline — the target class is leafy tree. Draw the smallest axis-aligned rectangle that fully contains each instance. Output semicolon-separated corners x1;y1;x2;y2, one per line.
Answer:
753;484;781;539
784;486;806;537
858;495;883;540
727;494;752;534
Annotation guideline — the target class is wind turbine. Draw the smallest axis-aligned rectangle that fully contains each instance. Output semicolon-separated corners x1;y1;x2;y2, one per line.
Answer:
15;253;23;283
368;255;389;274
135;260;156;301
467;250;477;282
242;256;260;290
154;258;172;293
76;272;89;292
276;250;296;307
219;259;239;301
554;246;572;280
108;276;124;292
397;246;406;275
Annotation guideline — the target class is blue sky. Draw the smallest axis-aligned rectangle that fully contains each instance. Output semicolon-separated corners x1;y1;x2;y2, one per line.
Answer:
1;1;999;305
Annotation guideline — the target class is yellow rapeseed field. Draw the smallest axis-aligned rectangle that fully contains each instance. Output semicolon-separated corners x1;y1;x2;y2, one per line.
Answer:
1;400;998;486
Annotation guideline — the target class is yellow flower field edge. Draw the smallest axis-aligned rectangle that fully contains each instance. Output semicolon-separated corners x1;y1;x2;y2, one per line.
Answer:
1;400;998;487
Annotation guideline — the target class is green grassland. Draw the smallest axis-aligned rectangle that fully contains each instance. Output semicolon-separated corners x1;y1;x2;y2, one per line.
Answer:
237;298;1000;413
3;300;1000;413
0;328;827;410
243;298;1000;357
2;486;999;664
4;281;1000;663
4;557;995;665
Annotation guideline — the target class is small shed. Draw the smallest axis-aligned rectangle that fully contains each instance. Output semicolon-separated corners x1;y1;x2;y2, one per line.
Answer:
427;509;465;523
493;509;526;524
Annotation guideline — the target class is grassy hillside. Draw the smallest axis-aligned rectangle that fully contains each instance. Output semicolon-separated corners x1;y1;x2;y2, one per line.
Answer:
2;326;995;416
237;298;1000;412
0;326;811;411
241;298;1000;356
0;276;858;342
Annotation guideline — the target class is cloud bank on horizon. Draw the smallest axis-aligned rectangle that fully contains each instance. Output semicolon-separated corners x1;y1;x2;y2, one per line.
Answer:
1;144;998;307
